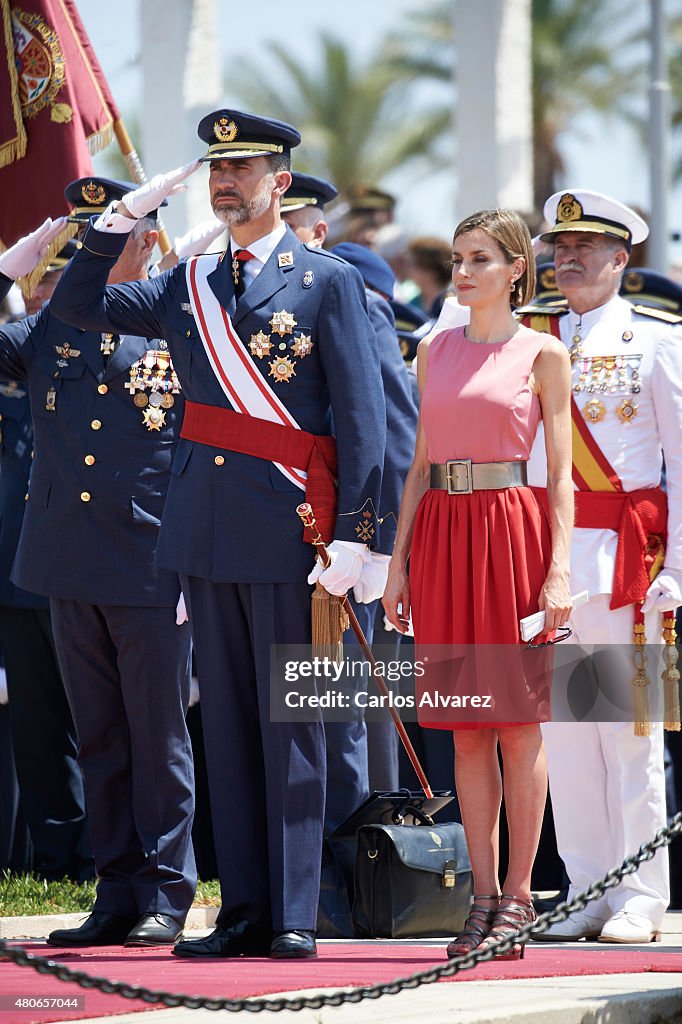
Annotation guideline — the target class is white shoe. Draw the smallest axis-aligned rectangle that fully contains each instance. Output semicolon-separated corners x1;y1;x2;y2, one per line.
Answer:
539;910;606;942
598;911;661;944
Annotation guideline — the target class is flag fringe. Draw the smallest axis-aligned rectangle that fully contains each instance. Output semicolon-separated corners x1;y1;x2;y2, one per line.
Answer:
87;120;115;156
16;221;78;300
0;0;27;167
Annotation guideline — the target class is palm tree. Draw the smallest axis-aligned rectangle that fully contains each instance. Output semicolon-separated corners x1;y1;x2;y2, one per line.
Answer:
229;35;450;196
386;0;641;211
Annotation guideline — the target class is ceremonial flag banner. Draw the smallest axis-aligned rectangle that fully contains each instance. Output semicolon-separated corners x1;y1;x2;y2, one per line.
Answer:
0;0;119;291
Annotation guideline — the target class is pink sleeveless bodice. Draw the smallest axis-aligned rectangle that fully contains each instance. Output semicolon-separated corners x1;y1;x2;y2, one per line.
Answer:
421;325;549;464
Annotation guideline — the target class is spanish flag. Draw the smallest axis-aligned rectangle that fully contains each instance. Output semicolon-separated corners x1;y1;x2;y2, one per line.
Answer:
0;0;119;290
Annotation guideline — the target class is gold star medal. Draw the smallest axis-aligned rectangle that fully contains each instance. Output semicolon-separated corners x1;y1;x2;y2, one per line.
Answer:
291;334;313;358
249;331;273;358
268;356;296;383
616;398;639;423
269;309;297;336
583;398;606;423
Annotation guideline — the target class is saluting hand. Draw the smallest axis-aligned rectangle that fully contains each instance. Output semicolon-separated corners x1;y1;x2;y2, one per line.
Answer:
117;161;201;220
0;217;68;280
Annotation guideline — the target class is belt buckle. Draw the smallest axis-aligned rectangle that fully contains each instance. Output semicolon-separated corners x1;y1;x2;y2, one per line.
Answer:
446;458;473;494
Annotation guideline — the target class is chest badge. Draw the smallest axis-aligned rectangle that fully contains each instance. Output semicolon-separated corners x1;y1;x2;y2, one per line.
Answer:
249;331;273;358
269;309;297;336
142;406;166;431
291;333;313;358
615;398;639;423
268;356;296;383
100;333;117;356
278;252;294;268
54;342;81;366
302;270;314;288
583;398;606;424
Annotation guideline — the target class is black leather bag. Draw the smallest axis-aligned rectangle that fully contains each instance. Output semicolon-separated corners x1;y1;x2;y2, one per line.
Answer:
351;808;472;939
317;790;455;938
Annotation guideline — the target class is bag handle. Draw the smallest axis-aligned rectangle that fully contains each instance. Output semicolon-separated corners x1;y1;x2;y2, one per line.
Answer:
392;803;436;827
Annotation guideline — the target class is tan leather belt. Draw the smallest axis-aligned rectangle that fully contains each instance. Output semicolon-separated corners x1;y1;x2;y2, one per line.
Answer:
430;459;528;494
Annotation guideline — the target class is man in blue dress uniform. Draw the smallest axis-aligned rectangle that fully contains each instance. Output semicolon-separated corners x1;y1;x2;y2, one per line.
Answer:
0;180;195;947
50;111;386;958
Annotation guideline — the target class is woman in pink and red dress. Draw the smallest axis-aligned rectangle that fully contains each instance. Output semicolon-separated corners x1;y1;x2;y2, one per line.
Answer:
384;210;573;961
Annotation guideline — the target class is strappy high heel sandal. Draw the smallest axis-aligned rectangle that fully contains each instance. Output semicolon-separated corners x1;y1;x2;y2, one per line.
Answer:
446;895;500;958
479;893;536;961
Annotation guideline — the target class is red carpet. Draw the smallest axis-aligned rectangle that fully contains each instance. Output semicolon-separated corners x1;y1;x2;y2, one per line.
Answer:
0;941;681;1023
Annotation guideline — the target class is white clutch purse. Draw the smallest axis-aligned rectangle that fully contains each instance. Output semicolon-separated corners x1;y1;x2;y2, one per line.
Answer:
519;590;589;643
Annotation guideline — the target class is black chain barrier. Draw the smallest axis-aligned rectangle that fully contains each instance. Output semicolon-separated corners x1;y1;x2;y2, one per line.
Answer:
1;812;680;1014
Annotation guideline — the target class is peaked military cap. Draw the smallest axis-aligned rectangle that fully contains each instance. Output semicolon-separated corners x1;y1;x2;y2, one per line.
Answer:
65;177;167;222
197;109;301;161
347;184;396;214
540;189;648;249
281;172;338;213
331;242;395;299
620;267;682;314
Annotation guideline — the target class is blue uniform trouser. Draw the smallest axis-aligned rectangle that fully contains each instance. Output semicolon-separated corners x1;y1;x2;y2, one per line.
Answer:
183;577;325;933
50;599;195;922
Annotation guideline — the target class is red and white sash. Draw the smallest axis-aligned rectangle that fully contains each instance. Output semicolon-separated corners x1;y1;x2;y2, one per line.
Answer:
185;254;306;490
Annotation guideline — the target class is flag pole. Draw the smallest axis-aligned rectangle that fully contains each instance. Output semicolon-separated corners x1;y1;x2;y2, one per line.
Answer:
113;118;172;256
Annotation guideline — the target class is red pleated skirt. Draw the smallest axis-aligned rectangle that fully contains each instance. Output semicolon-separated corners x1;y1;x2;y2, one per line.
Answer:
410;486;553;730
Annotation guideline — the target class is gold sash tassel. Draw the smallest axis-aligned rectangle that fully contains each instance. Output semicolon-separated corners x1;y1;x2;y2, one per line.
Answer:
633;621;651;737
311;584;349;665
663;615;681;731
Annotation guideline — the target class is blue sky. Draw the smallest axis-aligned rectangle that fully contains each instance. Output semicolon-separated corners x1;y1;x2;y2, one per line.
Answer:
79;0;682;265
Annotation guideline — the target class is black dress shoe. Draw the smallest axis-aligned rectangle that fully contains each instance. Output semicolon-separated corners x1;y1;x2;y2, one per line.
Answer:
270;930;317;959
47;912;136;947
173;922;271;958
124;913;184;947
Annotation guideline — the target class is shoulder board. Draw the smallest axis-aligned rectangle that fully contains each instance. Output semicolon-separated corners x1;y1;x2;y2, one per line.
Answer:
630;303;682;325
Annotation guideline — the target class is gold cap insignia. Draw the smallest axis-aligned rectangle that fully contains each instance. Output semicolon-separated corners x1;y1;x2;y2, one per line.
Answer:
623;271;644;294
213;117;238;143
81;181;106;205
557;193;583;224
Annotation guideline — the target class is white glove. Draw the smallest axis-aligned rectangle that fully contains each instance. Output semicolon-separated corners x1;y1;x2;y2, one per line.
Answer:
353;552;391;604
307;540;370;597
188;675;200;708
0;667;7;705
0;217;68;280
174;218;226;259
121;161;201;220
641;569;682;615
176;592;189;625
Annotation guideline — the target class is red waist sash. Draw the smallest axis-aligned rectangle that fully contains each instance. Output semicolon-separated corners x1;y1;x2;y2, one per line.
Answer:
532;486;667;610
180;400;338;543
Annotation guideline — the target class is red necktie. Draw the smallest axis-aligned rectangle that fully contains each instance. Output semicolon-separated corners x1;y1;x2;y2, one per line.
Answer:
232;248;255;297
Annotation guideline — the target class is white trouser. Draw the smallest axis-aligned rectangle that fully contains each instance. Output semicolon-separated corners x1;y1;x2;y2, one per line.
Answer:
542;595;669;928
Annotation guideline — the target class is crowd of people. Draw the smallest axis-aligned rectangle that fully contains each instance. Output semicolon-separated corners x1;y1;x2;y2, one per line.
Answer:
0;105;681;963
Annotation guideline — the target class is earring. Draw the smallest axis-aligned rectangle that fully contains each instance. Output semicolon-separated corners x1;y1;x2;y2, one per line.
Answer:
510;280;516;291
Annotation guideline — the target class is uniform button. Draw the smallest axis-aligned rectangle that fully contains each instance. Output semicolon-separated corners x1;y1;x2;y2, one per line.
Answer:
91;419;102;430
186;330;191;337
214;455;225;466
97;384;108;395
80;491;91;502
84;454;95;466
24;493;28;502
76;241;83;250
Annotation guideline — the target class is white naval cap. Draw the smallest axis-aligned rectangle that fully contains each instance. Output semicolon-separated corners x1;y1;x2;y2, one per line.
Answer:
540;189;649;248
